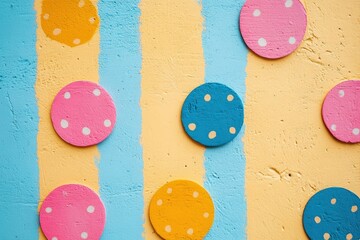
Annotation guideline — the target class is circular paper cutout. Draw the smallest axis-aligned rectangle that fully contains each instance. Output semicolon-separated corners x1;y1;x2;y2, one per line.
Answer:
41;0;99;47
51;81;116;147
181;83;244;147
149;180;214;240
322;80;360;143
40;184;106;240
303;187;360;240
239;0;307;59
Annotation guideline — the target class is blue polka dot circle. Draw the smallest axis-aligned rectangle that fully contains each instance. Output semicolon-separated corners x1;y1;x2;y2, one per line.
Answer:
303;187;360;240
181;83;244;147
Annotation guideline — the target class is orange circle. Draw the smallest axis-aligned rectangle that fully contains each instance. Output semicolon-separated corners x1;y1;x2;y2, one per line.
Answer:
149;180;214;240
41;0;99;47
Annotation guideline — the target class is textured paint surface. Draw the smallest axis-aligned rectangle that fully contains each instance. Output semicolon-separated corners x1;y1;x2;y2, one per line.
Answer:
202;0;248;239
303;187;359;239
140;0;206;238
322;80;360;143
1;0;360;239
0;1;39;239
149;180;214;240
98;0;144;239
39;184;106;240
34;0;100;239
245;0;360;239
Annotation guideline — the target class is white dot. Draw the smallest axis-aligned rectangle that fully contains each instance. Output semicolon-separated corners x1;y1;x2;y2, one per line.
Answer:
339;90;345;97
208;131;216;139
52;237;58;240
157;199;163;206
331;124;336;131
289;37;296;45
167;188;173;194
258;38;267;47
323;233;330;240
229;127;236;134
331;198;336;205
81;232;88;239
82;127;91;136
104;119;111;128
87;205;95;213
45;207;52;213
93;89;101;96
203;212;209;218
78;0;85;7
193;191;199;198
285;0;293;8
53;28;61;36
346;233;353;240
204;94;211;102
73;39;81;45
43;14;49;20
64;92;71;99
187;228;194;235
253;9;261;17
227;94;234;101
89;17;96;24
314;216;321;224
351;205;358;212
60;119;69;129
165;225;172;233
352;128;359;135
188;123;196;131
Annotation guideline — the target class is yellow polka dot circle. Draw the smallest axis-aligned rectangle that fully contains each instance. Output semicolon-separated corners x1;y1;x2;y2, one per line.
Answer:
149;180;214;240
41;0;99;47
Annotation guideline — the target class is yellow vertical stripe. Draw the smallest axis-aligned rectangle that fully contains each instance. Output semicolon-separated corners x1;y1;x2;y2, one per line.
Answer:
34;1;100;239
245;0;360;239
139;0;205;238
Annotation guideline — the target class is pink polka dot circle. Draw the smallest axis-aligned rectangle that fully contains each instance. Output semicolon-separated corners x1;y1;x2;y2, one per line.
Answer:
239;0;307;59
40;184;106;240
322;80;360;143
51;81;116;147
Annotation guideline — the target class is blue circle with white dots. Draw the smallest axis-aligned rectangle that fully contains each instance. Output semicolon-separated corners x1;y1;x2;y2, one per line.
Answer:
181;83;244;147
303;187;360;240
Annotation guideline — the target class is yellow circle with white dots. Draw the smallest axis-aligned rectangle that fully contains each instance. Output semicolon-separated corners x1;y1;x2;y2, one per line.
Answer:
149;180;214;240
41;0;99;47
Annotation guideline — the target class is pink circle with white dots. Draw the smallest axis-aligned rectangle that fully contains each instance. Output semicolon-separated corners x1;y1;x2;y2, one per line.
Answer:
322;80;360;143
51;81;116;147
39;184;106;240
239;0;307;59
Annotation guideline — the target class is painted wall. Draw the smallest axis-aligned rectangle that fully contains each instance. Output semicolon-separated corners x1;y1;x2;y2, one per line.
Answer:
0;0;359;240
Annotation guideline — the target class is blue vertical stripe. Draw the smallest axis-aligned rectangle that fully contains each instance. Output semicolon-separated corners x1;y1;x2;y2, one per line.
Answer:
0;1;39;239
202;1;248;239
98;1;144;239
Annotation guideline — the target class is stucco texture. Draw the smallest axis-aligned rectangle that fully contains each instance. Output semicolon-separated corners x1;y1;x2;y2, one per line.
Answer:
0;0;359;240
245;1;360;239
